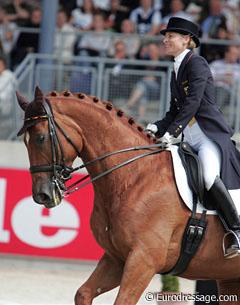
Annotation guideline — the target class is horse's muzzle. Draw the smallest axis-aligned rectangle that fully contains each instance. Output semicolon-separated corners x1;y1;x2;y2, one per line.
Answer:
33;179;63;208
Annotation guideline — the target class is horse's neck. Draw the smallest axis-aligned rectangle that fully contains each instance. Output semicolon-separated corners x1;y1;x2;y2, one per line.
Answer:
79;110;150;176
55;96;152;180
53;97;173;206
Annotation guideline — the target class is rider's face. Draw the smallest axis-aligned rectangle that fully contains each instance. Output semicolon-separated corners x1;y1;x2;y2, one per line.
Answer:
163;32;190;57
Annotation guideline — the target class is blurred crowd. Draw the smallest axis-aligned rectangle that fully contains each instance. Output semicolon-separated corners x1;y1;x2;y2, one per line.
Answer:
0;0;240;128
0;0;239;69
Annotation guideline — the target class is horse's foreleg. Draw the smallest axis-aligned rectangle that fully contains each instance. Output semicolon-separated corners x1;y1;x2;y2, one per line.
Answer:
217;279;240;305
74;253;124;305
113;248;157;305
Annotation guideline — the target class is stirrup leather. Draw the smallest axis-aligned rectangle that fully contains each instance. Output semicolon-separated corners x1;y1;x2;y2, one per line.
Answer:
222;230;240;259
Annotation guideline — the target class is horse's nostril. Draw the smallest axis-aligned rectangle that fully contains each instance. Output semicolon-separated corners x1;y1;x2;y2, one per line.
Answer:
35;193;50;204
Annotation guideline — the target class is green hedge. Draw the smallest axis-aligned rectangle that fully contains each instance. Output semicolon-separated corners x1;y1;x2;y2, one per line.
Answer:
161;275;180;292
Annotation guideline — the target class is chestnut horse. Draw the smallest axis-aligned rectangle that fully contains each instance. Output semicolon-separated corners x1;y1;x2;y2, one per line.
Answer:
17;88;240;305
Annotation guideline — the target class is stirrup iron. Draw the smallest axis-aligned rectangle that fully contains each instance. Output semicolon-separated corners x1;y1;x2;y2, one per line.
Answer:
222;230;240;259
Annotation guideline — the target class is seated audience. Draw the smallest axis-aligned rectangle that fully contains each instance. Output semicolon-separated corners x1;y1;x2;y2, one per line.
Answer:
105;0;129;32
0;55;16;139
210;45;240;109
3;0;32;26
200;0;228;38
10;7;42;69
106;40;132;99
54;9;76;64
75;13;111;57
126;42;166;121
71;0;94;31
0;7;17;63
161;0;194;30
130;0;162;35
108;19;140;59
59;0;77;17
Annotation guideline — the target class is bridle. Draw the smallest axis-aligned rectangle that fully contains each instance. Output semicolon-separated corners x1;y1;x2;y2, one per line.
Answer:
26;99;167;199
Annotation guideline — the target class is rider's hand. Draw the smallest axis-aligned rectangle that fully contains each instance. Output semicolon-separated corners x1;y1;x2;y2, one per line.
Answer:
160;132;174;146
145;123;158;135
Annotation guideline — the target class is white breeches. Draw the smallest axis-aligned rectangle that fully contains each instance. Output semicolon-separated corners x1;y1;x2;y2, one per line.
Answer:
183;122;221;190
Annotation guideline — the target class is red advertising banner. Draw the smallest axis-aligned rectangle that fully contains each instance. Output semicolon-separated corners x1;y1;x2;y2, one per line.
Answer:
0;168;103;260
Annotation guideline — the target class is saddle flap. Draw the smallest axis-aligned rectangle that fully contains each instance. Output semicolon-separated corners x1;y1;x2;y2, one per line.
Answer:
178;142;205;204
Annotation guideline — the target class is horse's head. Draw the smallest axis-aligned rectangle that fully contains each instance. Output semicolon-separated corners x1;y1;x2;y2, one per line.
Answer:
17;87;83;208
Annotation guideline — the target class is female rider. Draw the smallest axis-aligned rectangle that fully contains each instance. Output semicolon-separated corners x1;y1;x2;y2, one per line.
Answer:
146;17;240;259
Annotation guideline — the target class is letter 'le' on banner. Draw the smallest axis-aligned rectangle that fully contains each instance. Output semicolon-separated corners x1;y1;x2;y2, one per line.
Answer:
0;168;103;260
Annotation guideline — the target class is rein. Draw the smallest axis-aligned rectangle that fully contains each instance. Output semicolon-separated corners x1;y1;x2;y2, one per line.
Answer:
65;144;166;195
26;99;166;198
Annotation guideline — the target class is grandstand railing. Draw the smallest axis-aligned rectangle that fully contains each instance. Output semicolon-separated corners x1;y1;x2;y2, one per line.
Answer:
3;47;240;140
10;53;173;139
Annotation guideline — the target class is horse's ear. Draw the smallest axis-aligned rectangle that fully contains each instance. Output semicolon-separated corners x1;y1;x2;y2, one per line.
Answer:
34;86;44;99
16;91;29;111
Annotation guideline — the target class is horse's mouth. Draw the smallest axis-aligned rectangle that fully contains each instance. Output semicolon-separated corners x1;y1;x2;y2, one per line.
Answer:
44;191;62;208
44;201;61;209
33;185;63;209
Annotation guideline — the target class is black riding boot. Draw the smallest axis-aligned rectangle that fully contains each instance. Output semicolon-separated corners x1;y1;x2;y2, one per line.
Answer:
209;176;240;258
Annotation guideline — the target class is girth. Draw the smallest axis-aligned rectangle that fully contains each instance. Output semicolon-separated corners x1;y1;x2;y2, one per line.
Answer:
162;142;208;276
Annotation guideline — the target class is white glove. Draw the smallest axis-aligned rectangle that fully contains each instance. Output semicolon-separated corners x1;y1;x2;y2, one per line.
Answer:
160;132;174;146
146;123;158;134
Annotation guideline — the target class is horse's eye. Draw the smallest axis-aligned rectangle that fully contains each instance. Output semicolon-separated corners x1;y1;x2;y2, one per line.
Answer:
36;134;46;144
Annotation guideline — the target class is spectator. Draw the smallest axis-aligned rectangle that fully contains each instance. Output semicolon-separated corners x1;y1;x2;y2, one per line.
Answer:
3;0;32;26
54;9;76;64
0;55;16;138
210;45;240;109
108;19;140;58
203;24;233;63
223;0;240;36
105;0;129;32
153;0;163;10
120;0;139;12
126;42;165;121
120;19;141;58
0;7;17;62
161;0;194;30
200;0;228;38
106;40;132;100
108;40;130;74
10;7;41;69
75;13;111;57
71;0;94;31
59;0;77;17
92;0;110;13
185;2;202;22
199;0;235;62
130;0;162;35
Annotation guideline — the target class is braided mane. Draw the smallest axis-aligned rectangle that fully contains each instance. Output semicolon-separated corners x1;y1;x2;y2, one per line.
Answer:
46;90;156;143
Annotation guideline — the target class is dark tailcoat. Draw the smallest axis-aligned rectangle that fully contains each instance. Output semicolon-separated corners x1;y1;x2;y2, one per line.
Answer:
154;51;240;189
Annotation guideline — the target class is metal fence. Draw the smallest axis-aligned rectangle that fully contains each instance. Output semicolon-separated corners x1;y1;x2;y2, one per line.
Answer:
10;53;173;139
2;52;240;140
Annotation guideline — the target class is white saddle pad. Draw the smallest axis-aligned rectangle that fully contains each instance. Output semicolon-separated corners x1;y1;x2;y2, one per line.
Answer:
168;145;240;215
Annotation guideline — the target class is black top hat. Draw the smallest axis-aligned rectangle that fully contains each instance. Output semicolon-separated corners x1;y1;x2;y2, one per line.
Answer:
160;17;200;47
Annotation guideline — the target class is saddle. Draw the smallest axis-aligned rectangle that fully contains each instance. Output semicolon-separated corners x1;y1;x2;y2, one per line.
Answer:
164;142;208;276
178;142;205;205
178;142;215;210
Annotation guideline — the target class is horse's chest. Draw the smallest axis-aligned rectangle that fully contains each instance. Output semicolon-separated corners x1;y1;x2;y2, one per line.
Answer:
90;208;127;258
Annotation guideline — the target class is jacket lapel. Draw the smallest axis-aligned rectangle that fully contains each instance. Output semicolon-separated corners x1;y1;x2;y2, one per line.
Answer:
171;71;178;92
176;50;193;84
